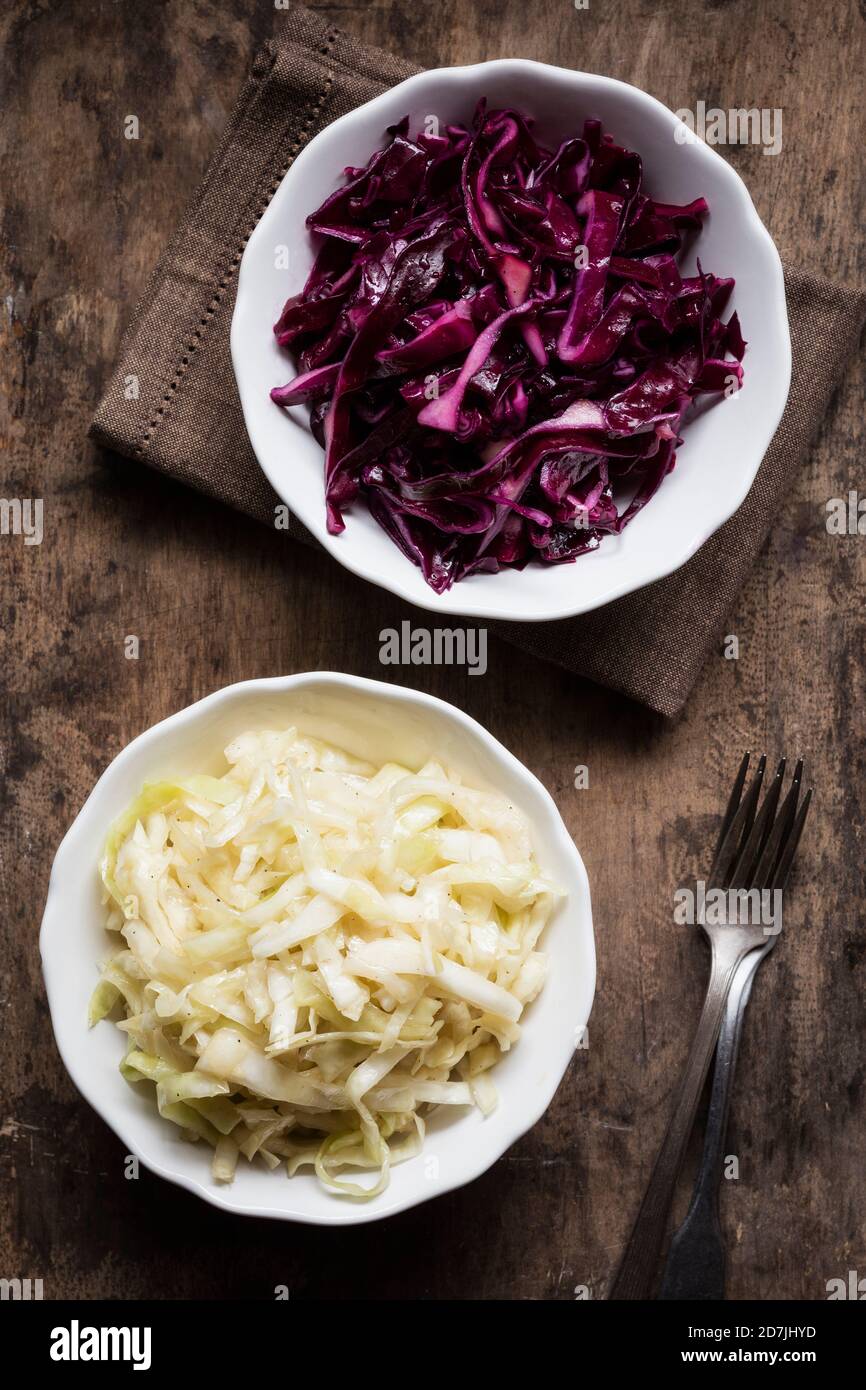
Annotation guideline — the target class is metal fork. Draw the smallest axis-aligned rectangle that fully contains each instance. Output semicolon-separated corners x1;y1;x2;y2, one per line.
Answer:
657;755;811;1300
608;753;812;1301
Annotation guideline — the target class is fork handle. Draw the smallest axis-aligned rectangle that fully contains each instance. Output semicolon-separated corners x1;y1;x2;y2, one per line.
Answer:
608;933;758;1300
656;950;760;1300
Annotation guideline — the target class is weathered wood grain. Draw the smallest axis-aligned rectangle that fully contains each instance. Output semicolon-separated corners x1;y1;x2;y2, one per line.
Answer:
0;0;863;1300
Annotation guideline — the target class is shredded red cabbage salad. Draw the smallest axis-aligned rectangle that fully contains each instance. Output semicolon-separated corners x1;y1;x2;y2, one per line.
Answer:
271;103;746;592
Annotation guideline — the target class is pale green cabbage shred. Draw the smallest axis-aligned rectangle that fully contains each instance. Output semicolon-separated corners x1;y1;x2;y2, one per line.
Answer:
90;728;561;1198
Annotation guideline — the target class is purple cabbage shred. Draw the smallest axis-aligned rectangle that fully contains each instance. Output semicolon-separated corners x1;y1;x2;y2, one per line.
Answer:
271;104;745;592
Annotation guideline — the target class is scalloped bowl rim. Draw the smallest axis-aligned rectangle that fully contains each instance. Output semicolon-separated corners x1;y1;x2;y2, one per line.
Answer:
231;59;791;622
40;672;595;1225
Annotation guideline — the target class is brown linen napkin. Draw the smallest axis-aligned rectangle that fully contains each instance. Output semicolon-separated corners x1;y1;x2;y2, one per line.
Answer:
90;7;866;717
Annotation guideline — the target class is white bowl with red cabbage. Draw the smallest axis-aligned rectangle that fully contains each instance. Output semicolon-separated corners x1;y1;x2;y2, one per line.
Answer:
231;61;790;621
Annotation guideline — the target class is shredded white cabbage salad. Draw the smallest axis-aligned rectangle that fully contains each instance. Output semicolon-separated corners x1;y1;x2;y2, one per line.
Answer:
90;726;561;1198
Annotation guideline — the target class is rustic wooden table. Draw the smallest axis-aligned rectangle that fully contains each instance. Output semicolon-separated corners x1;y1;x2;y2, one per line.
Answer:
1;0;863;1301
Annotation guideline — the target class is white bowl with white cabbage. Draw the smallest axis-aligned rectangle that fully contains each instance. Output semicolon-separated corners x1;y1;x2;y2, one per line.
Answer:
41;673;594;1224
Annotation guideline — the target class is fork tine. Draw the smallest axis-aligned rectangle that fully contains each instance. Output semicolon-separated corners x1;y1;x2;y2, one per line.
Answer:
709;753;766;887
730;758;786;888
771;786;812;894
712;751;750;862
752;759;803;890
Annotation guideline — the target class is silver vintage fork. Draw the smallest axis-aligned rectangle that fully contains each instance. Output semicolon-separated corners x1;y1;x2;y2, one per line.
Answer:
608;753;812;1301
657;755;810;1300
